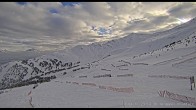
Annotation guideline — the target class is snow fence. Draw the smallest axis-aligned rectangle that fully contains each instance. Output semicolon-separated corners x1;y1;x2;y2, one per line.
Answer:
63;81;134;94
158;90;196;106
149;75;190;79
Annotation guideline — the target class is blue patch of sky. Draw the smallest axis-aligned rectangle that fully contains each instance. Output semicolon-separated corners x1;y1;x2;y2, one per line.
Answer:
49;9;59;14
61;2;80;7
97;27;111;35
16;2;80;7
16;2;27;5
16;2;79;14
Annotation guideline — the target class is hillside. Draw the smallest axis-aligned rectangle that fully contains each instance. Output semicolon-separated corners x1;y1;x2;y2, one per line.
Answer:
0;18;196;108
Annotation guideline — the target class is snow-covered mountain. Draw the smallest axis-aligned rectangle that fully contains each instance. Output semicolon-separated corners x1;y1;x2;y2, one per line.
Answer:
0;50;54;66
0;18;196;108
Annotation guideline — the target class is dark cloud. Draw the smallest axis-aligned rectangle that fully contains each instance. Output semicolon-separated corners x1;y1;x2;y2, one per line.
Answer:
168;3;196;18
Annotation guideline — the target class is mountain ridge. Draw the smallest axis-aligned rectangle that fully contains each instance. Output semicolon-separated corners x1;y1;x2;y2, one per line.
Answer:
0;17;196;90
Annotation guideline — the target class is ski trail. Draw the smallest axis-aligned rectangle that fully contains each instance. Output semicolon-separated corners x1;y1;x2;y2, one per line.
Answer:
29;96;34;108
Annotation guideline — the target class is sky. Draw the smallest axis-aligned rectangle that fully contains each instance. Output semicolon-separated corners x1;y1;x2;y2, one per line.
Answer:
0;2;195;52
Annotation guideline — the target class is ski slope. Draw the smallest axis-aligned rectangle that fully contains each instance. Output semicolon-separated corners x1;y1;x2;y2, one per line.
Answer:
0;18;196;108
0;47;196;108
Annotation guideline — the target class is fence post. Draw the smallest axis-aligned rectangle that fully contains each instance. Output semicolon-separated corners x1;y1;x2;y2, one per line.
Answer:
123;99;125;108
193;76;195;88
190;76;195;90
190;76;193;90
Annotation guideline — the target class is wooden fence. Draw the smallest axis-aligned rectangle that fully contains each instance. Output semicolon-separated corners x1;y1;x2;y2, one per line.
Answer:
158;90;196;106
117;74;133;77
93;74;112;78
63;80;134;94
148;75;190;79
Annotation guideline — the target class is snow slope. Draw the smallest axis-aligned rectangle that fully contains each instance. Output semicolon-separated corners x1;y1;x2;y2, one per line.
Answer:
0;18;196;108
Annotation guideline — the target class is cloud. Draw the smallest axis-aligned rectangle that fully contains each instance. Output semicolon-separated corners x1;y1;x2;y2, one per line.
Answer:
168;3;196;18
0;2;195;51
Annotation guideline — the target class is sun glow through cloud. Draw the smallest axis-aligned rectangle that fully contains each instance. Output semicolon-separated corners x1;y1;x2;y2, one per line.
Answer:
177;18;192;24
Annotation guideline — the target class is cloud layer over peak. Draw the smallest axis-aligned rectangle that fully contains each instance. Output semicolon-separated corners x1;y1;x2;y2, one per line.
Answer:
0;2;195;51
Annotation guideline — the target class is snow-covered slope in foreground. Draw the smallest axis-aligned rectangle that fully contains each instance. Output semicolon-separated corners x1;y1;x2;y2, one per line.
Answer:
0;18;196;108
